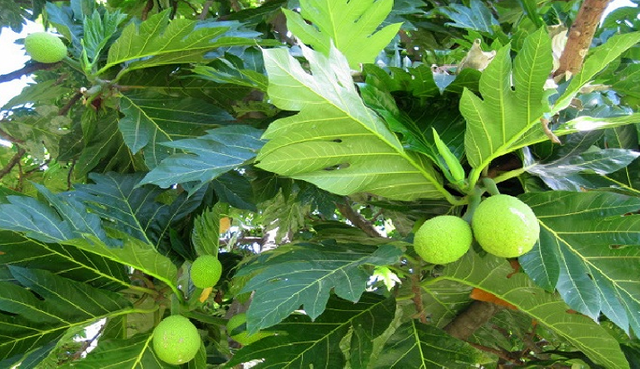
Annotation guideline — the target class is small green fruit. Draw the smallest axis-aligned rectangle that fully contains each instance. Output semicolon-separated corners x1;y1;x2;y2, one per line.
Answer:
190;255;222;288
24;32;67;64
413;215;472;264
472;194;540;258
152;315;201;365
227;313;273;345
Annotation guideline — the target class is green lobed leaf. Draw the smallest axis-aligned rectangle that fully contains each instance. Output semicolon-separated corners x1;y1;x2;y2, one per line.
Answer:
373;320;493;368
139;125;264;192
118;91;233;169
284;0;402;69
75;111;144;177
526;148;640;191
257;44;451;202
227;294;396;368
99;11;265;78
0;267;132;364
440;251;630;369
82;9;127;65
552;32;640;114
462;27;552;171
0;230;128;290
58;334;180;368
519;191;640;336
237;242;402;331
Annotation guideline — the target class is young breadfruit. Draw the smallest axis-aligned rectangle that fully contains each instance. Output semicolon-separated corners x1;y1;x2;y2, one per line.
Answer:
472;194;540;258
152;315;201;365
413;215;472;264
227;313;273;345
24;32;67;64
190;255;222;288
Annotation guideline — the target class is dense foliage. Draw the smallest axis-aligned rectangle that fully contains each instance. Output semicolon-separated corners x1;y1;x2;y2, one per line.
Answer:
1;0;640;367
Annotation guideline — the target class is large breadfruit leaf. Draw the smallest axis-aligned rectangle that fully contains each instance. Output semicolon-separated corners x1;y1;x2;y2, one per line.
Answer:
256;45;450;202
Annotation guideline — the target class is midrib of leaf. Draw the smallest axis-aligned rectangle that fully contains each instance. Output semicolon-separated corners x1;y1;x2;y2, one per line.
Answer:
1;307;152;360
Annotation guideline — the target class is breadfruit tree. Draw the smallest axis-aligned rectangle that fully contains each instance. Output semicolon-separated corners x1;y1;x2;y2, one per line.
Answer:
1;0;639;367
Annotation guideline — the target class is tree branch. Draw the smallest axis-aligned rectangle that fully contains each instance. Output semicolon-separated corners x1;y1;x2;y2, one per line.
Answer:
555;0;612;77
443;301;504;340
335;200;385;238
0;62;57;83
0;148;26;180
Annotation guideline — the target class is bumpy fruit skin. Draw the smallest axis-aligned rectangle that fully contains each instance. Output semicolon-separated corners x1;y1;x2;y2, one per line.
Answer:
152;315;201;365
472;194;540;258
413;215;472;264
190;255;222;288
24;32;67;63
227;313;273;345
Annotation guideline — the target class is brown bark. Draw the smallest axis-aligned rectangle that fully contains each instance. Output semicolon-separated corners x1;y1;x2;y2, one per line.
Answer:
443;301;504;340
555;0;612;77
335;200;385;238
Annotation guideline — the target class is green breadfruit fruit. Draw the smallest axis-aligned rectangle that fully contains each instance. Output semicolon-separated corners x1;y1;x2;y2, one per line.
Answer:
152;315;201;365
413;215;472;264
227;313;274;345
24;32;67;64
190;255;222;288
472;194;540;258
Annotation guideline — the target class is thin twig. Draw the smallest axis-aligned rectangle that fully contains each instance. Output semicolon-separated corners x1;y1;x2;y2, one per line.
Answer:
58;92;83;116
141;0;154;20
0;148;26;180
200;0;213;20
335;200;385;238
0;62;57;84
411;268;428;324
467;342;520;364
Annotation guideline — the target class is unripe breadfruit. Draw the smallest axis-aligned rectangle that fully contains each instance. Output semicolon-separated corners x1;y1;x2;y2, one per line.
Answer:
472;194;540;258
190;255;222;288
152;315;201;365
24;32;67;64
413;215;472;264
227;313;273;345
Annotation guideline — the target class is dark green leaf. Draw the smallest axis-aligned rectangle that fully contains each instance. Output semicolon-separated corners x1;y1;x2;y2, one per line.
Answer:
374;321;493;368
139;125;264;191
519;191;640;336
227;294;396;369
238;242;402;331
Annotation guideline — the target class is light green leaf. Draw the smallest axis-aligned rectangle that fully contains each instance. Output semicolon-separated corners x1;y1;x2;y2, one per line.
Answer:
59;334;178;368
1;105;71;160
0;267;133;364
82;9;127;65
374;320;493;368
440;251;630;369
118;91;233;168
513;113;640;150
139;125;264;191
191;202;228;257
257;44;451;202
284;0;401;69
260;190;310;243
227;294;396;369
519;191;640;337
553;32;640;113
99;11;264;78
237;242;402;331
462;27;552;170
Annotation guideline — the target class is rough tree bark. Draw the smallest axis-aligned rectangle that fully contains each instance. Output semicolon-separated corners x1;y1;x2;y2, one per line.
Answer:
554;0;612;77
